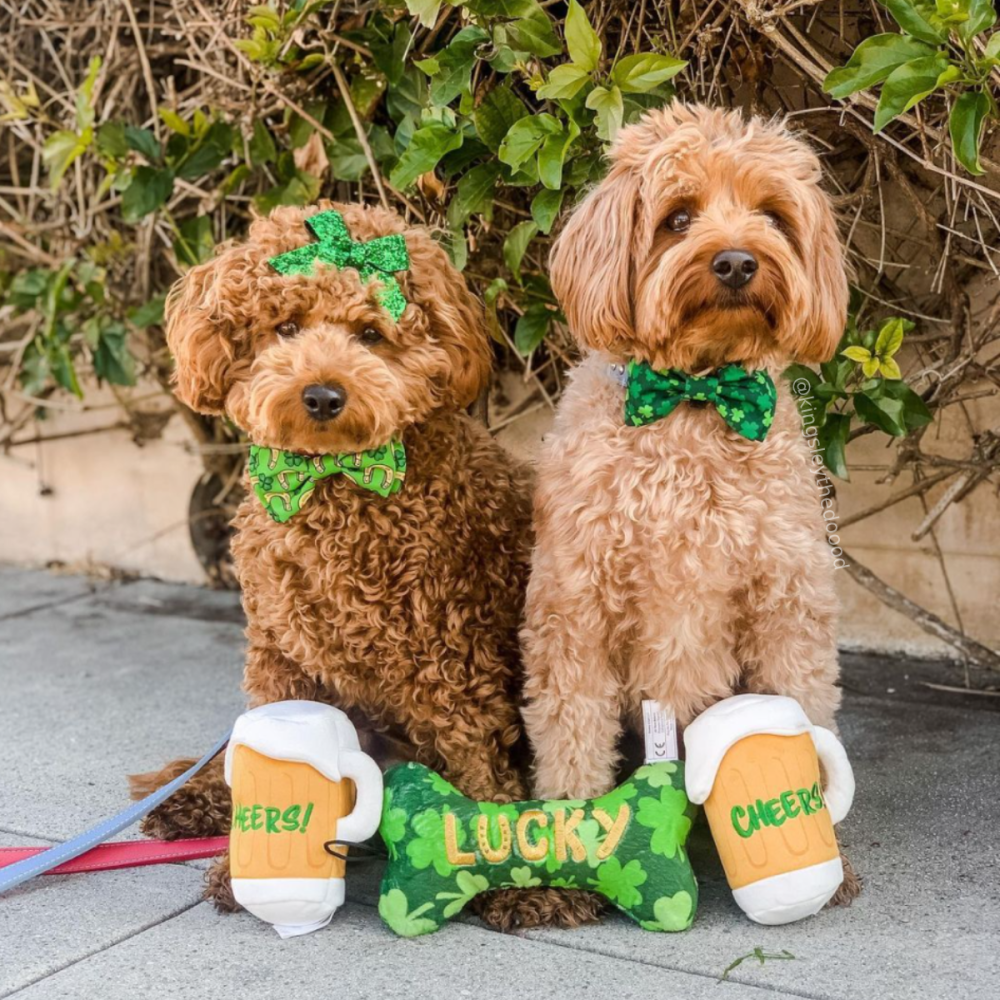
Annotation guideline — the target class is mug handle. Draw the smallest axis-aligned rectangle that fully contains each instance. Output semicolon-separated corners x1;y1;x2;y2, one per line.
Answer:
336;750;385;845
811;726;855;825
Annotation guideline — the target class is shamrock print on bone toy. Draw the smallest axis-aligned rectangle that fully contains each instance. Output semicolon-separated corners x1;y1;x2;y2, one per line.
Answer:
377;760;699;937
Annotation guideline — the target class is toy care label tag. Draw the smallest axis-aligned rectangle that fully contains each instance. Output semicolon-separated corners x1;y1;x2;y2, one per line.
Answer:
642;700;679;763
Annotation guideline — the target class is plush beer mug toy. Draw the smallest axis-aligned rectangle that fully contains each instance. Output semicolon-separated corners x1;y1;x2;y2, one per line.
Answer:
684;695;854;925
224;701;383;937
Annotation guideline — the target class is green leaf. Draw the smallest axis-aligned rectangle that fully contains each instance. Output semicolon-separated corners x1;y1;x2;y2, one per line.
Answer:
370;19;411;86
93;321;136;386
881;0;949;43
158;108;190;136
984;32;1000;61
822;412;852;480
873;55;956;132
498;114;561;169
505;9;563;58
429;26;489;106
96;121;128;159
880;356;903;379
389;120;463;188
565;0;601;72
43;130;91;189
882;380;933;427
949;90;989;175
176;138;227;180
472;87;530;152
504;220;538;280
249;119;278;165
538;119;580;189
327;136;368;181
124;125;161;163
447;162;502;228
50;342;82;398
404;0;442;29
464;0;539;15
956;0;996;41
586;84;624;141
823;33;937;98
7;269;50;311
127;296;166;328
874;316;907;358
531;187;565;233
610;53;687;94
536;63;592;100
855;391;907;435
120;166;174;222
173;215;215;267
74;56;101;132
514;302;552;354
842;345;873;363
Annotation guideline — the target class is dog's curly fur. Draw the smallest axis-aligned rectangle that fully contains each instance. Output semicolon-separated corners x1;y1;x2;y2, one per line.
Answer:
131;201;603;929
520;105;860;904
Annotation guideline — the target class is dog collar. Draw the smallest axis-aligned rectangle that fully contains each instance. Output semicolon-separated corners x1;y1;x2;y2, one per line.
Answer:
624;360;777;442
248;440;406;522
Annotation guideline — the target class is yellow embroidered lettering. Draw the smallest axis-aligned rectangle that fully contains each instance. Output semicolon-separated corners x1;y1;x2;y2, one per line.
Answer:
593;804;630;860
443;812;475;866
477;814;512;863
554;807;586;862
516;810;549;861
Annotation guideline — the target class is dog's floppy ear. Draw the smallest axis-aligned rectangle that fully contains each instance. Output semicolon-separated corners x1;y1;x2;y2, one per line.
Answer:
165;255;236;415
403;228;491;409
550;166;639;350
787;182;849;364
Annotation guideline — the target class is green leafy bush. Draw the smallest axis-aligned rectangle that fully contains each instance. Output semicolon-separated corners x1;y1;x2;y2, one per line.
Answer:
785;299;932;480
824;0;999;174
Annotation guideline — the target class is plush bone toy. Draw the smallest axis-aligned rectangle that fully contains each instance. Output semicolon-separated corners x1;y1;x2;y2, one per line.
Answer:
377;761;698;936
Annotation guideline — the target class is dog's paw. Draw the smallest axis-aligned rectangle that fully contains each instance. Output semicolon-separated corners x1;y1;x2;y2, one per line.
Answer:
827;851;862;907
472;888;606;932
204;856;242;913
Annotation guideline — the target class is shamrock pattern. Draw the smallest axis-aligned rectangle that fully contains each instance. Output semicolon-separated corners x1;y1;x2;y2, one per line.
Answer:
377;761;698;937
247;439;406;523
624;360;778;442
268;210;411;321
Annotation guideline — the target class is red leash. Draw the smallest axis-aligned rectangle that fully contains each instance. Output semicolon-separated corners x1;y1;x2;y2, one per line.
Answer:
0;837;229;876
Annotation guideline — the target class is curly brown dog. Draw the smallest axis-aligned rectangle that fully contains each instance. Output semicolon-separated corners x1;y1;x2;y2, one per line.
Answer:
520;105;860;905
131;201;601;930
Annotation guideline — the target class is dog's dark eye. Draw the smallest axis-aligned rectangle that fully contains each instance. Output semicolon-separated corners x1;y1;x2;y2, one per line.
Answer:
276;320;299;338
664;209;692;233
359;327;384;347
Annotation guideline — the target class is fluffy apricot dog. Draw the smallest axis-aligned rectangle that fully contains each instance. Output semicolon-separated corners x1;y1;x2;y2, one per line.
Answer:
521;105;860;903
133;201;595;929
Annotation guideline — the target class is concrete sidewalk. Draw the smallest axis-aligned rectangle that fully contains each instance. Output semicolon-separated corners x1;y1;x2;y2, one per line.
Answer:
1;566;997;999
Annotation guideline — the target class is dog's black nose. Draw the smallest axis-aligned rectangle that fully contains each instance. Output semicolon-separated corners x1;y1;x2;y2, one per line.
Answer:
302;383;346;421
712;249;758;289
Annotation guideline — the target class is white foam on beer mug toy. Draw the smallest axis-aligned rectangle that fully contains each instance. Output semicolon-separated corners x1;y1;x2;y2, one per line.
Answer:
224;701;383;938
683;694;855;926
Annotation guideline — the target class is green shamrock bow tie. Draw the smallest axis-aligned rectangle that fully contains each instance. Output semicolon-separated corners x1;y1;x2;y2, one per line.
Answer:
624;360;777;441
248;440;406;523
268;210;410;320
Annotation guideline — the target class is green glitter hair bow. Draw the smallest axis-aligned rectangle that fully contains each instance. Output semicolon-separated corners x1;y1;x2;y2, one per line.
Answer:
268;210;410;320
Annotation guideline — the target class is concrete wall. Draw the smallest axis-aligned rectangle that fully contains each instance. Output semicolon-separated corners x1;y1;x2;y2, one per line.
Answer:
2;372;998;656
